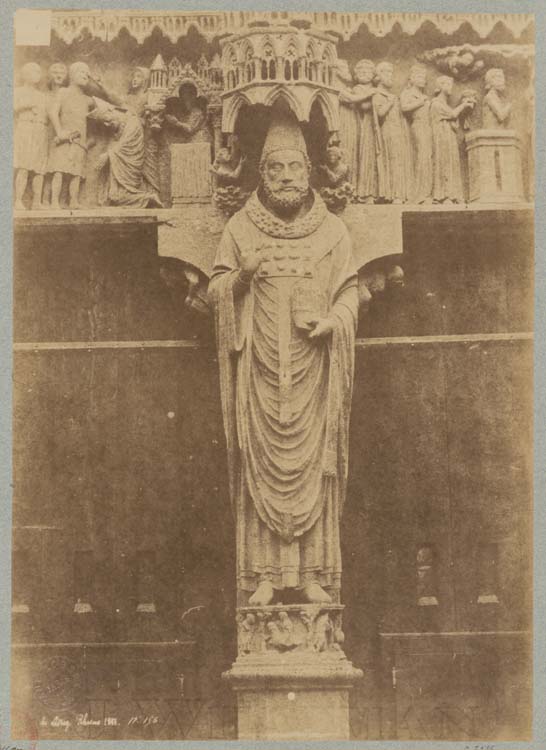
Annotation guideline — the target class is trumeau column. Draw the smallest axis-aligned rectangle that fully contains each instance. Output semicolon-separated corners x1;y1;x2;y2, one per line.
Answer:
212;100;362;739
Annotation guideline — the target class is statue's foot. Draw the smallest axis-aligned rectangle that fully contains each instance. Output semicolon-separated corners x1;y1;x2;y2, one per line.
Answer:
248;580;274;606
69;202;81;210
302;583;332;604
14;200;26;211
31;202;45;211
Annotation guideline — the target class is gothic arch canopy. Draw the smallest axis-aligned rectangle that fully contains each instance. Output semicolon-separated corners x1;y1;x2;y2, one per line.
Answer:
221;83;339;133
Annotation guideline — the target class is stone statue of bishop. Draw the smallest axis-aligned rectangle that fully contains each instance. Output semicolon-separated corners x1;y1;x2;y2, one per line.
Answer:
209;110;358;606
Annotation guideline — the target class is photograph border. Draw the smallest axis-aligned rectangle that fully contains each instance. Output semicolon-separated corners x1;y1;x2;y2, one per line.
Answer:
1;0;544;748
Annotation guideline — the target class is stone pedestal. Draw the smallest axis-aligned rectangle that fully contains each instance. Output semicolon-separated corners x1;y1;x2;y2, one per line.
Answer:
465;129;524;203
223;604;363;740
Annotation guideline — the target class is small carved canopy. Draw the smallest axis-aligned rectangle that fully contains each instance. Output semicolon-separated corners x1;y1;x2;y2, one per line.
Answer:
221;25;338;91
220;27;340;136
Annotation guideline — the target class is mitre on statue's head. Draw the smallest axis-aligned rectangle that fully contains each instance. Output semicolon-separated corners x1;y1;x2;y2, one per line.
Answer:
260;109;308;163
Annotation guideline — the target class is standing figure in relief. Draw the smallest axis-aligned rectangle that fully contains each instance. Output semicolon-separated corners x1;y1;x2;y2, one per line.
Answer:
372;62;411;204
400;64;433;204
339;59;378;203
44;63;68;205
209;111;358;607
333;60;359;193
47;62;97;209
14;63;50;210
430;75;475;204
482;68;512;130
125;67;160;197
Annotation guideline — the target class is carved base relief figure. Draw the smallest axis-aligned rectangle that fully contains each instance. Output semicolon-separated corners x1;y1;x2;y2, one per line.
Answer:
95;109;163;208
211;142;249;215
14;63;50;210
431;75;474;204
209;111;358;607
401;64;433;204
373;62;411;204
47;62;97;210
317;144;353;214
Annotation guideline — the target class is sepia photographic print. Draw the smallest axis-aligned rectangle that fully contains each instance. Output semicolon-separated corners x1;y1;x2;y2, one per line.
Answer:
7;6;536;744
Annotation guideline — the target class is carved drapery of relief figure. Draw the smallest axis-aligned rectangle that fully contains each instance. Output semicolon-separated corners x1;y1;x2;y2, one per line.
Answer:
400;64;433;204
431;75;475;203
372;62;411;204
14;63;50;210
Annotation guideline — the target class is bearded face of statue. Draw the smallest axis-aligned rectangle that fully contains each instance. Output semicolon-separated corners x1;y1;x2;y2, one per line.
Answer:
261;148;310;213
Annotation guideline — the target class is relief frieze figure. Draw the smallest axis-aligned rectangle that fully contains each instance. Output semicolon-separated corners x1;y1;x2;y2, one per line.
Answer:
14;63;50;210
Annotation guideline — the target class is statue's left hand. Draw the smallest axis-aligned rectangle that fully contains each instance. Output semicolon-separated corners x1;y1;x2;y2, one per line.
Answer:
307;317;334;339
